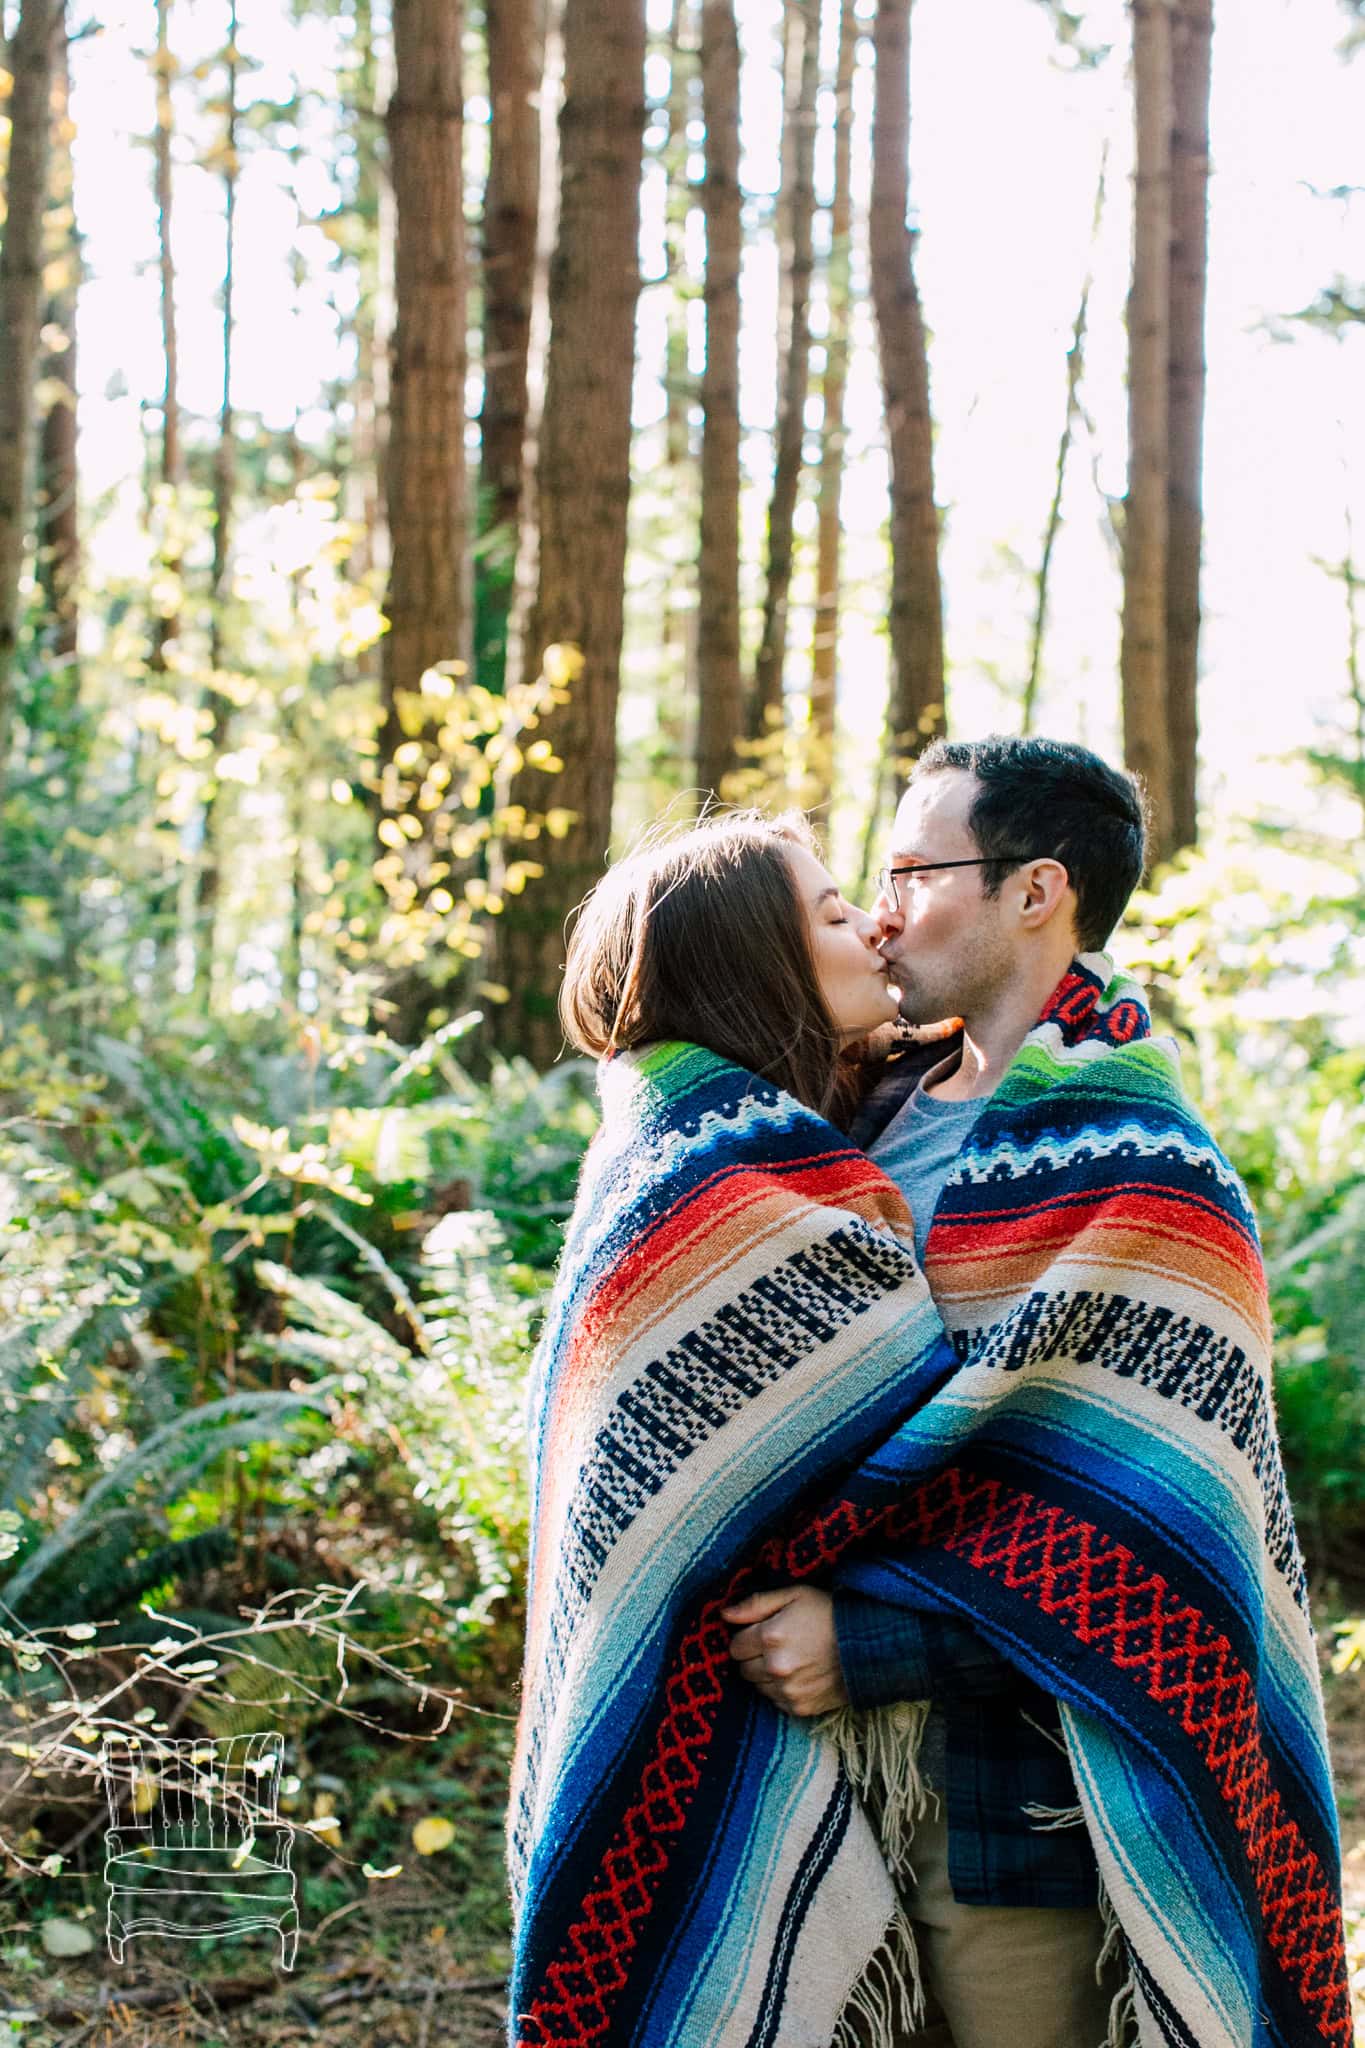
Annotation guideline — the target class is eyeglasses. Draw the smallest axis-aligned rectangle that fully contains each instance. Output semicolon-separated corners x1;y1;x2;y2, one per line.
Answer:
875;857;1037;911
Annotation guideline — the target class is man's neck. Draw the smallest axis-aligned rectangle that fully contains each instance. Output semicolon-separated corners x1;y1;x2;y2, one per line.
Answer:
925;952;1074;1103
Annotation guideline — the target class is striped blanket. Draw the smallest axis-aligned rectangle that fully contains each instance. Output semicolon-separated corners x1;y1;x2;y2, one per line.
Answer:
506;956;1348;2048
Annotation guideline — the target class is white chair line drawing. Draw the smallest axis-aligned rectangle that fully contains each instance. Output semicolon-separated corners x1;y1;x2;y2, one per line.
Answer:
101;1730;300;1969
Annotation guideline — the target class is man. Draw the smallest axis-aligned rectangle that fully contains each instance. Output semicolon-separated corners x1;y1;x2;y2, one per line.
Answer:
723;735;1150;2047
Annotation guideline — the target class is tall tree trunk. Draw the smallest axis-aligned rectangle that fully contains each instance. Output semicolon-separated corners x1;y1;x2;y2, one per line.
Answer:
658;0;697;782
662;0;694;474
37;10;78;670
750;0;818;739
344;0;388;589
0;0;60;788
501;0;561;740
1023;144;1108;735
869;0;943;772
696;0;742;799
198;0;241;972
381;0;467;770
808;0;857;790
151;0;181;671
208;0;238;673
1165;0;1211;852
478;0;543;688
496;0;646;1064
1121;0;1174;861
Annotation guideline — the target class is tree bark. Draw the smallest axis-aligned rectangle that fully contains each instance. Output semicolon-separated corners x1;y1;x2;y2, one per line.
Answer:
1023;144;1108;735
37;12;78;669
750;0;818;739
208;0;238;673
809;0;857;785
1165;0;1211;852
381;0;468;765
478;0;543;687
198;0;242;968
658;0;697;774
0;0;60;787
150;0;181;671
1121;0;1174;861
696;0;742;799
343;0;388;589
496;0;646;1064
870;0;943;765
662;0;694;474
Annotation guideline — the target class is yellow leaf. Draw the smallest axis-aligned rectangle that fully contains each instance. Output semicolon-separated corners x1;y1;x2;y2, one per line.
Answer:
132;1771;160;1813
411;1815;455;1856
542;642;583;689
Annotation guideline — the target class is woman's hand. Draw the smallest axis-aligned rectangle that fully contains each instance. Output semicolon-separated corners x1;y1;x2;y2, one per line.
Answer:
720;1586;850;1717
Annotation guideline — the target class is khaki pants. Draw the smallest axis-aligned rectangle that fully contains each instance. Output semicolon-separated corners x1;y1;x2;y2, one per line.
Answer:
849;1800;1119;2048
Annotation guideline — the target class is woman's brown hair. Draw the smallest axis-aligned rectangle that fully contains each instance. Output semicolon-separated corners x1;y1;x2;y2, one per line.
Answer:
559;811;845;1114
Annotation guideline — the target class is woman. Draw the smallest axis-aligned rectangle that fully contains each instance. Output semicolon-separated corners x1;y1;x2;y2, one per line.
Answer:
506;813;1345;2048
508;811;947;2048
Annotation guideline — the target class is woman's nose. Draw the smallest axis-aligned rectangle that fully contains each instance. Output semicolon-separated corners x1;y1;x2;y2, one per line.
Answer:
855;909;882;948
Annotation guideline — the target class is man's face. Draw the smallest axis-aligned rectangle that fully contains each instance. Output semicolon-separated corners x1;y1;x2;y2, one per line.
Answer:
873;770;1017;1026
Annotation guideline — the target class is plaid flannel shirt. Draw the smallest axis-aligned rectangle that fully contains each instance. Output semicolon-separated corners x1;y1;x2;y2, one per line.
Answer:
833;1036;1099;1910
833;1593;1099;1908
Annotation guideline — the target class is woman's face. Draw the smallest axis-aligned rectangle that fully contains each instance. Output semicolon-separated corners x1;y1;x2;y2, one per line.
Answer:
785;844;902;1043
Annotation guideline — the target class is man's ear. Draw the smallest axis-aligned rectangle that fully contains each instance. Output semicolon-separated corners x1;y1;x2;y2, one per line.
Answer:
1016;858;1072;930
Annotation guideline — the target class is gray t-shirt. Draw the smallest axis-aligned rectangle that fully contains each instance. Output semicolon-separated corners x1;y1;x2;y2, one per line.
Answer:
868;1068;990;1790
870;1073;987;1264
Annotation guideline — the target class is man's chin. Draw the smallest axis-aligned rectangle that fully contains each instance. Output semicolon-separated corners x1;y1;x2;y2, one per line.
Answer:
895;992;961;1036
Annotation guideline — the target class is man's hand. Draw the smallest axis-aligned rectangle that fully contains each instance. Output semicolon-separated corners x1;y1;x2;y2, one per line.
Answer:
720;1585;849;1717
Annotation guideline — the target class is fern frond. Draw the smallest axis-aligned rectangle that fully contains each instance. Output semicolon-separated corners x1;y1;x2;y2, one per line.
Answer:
0;1387;335;1609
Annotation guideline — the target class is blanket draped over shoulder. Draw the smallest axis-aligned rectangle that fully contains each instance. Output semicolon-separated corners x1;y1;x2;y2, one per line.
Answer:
506;958;1348;2048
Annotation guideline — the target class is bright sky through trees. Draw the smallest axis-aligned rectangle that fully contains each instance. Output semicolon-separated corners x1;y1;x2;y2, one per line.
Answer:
63;0;1364;832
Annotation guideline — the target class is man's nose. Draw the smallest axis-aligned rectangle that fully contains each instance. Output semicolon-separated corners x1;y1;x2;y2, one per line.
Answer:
872;885;903;941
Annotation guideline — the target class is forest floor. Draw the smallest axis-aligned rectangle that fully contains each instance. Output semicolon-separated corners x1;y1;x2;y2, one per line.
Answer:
3;1602;1363;2048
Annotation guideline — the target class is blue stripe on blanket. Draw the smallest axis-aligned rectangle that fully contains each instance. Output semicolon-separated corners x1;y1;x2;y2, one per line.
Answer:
1064;1704;1256;2046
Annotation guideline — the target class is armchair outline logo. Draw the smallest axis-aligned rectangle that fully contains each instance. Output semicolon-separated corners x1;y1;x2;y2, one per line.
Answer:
100;1730;300;1969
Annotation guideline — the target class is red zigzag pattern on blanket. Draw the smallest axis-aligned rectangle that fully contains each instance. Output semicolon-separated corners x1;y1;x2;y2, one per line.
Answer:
518;1470;1352;2048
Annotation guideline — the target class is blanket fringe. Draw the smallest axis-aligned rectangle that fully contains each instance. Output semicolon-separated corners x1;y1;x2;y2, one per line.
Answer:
1104;1978;1138;2048
1096;1872;1140;2047
831;1898;926;2048
818;1699;933;1886
1021;1798;1086;1831
1096;1871;1124;1977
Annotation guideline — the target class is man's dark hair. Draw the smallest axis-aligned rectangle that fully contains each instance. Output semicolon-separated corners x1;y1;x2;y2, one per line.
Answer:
911;736;1148;951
